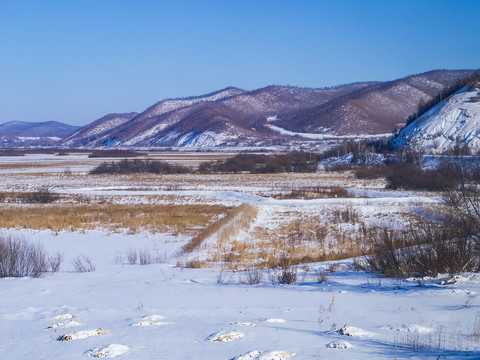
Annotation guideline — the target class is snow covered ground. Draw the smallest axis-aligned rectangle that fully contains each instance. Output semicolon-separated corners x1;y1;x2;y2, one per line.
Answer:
1;227;479;359
391;86;480;153
0;154;479;359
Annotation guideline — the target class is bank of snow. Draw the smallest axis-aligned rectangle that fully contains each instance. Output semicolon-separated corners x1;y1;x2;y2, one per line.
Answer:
391;86;480;153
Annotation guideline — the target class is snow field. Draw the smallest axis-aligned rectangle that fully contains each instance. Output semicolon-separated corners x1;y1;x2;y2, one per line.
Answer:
0;156;479;358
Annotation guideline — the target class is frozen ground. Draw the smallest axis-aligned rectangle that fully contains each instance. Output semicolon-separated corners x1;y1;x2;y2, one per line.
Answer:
0;154;478;359
1;228;479;359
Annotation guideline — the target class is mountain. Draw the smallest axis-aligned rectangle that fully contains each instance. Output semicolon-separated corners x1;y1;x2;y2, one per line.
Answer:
62;69;479;149
62;113;138;147
0;121;80;147
390;83;480;153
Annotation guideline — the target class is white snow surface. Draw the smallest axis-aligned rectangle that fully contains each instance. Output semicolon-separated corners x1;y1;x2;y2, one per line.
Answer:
84;344;130;358
1;227;479;358
266;124;391;140
392;86;480;153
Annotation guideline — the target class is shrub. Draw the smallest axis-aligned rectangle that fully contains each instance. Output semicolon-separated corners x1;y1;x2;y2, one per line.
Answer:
90;159;191;175
72;255;96;272
199;151;320;174
127;248;137;265
365;223;475;278
240;267;263;284
386;164;454;191
139;249;152;265
0;236;51;278
49;251;63;273
355;165;393;179
27;188;59;204
270;255;297;284
316;270;329;283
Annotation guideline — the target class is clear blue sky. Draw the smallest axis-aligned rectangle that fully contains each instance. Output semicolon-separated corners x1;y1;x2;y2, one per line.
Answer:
1;0;479;126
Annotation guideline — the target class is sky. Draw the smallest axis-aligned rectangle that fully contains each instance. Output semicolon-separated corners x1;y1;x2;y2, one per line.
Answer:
0;0;479;126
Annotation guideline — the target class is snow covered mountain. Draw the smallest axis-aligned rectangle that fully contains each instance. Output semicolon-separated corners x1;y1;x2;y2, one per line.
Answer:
62;113;138;147
62;69;478;149
390;84;480;153
0;121;80;147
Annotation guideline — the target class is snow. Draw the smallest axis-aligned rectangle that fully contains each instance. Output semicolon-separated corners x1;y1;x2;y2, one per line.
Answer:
266;124;391;140
206;330;246;342
85;344;130;358
1;225;479;358
392;86;480;153
233;350;296;360
326;341;352;349
57;328;111;341
1;157;480;359
147;88;244;118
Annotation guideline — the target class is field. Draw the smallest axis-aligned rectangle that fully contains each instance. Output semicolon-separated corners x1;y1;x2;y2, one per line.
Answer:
0;152;478;359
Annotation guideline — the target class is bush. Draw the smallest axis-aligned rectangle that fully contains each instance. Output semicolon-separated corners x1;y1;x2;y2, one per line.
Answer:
72;254;96;272
90;159;191;175
270;255;297;284
386;164;455;191
355;165;393;179
366;223;475;278
240;267;264;284
27;188;59;204
199;151;320;174
0;236;52;278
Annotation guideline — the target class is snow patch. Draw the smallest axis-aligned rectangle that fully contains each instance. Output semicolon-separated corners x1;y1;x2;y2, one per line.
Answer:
57;328;111;341
47;319;83;329
206;330;245;342
131;314;171;326
337;325;377;337
232;350;295;360
326;341;353;349
85;344;130;358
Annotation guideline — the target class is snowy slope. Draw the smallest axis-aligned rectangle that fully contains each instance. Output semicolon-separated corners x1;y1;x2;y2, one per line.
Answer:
391;86;480;153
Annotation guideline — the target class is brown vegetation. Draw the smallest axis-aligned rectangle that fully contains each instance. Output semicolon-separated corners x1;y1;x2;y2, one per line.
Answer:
182;204;254;254
0;203;230;236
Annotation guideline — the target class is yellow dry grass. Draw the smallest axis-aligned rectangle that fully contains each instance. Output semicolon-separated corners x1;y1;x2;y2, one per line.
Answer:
0;203;230;236
181;204;256;254
208;210;387;270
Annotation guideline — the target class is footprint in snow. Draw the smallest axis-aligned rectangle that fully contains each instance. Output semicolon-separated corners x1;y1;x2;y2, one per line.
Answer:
57;328;111;341
232;350;295;360
131;315;171;327
85;344;130;358
206;330;245;342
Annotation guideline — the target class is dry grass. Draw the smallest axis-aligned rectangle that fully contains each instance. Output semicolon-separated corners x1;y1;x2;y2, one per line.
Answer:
0;203;230;236
182;204;256;254
207;207;399;270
